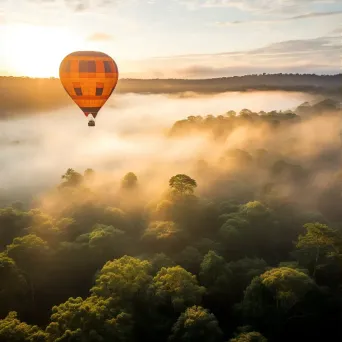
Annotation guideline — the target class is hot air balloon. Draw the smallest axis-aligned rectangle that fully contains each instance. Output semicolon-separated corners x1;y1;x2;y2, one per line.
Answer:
59;51;119;127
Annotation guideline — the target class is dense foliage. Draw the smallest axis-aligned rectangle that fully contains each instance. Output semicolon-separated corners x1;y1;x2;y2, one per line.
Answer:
1;99;342;341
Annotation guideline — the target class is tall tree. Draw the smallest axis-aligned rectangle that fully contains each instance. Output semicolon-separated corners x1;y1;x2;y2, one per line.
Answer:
169;174;197;196
294;222;340;278
169;305;223;342
121;172;138;190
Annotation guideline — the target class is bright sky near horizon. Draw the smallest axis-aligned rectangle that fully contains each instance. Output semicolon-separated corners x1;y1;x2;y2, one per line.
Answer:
0;0;341;78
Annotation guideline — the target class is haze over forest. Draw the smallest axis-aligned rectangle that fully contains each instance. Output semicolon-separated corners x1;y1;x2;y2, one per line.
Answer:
1;71;342;342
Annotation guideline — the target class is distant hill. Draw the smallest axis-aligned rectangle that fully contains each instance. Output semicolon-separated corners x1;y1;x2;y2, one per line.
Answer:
0;74;341;117
117;74;342;94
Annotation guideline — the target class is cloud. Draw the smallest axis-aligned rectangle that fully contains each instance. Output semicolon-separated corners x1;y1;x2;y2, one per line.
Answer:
124;33;341;78
154;33;341;59
235;35;339;60
26;0;88;12
63;0;92;11
292;10;342;20
178;0;342;15
26;0;124;12
174;63;338;79
87;32;114;41
214;10;342;26
331;26;342;35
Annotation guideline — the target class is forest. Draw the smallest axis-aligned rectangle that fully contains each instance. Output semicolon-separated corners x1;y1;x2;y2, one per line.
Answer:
1;98;342;342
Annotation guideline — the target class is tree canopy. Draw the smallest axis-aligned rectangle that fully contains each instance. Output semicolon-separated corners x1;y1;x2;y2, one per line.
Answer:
1;101;342;341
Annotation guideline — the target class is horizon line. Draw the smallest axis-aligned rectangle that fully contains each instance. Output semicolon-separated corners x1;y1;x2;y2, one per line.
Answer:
1;73;341;81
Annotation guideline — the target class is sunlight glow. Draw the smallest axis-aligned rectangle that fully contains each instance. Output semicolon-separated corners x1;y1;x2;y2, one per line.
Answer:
3;24;83;77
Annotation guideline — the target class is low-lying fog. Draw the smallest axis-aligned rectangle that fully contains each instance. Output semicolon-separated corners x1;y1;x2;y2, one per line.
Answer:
0;90;333;203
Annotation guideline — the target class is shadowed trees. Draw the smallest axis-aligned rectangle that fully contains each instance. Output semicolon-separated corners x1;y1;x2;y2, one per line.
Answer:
1;141;342;342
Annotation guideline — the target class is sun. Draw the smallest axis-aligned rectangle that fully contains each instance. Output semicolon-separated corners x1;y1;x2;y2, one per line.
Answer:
3;24;83;78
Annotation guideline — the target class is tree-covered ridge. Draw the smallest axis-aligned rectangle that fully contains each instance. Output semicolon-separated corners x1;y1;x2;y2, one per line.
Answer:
169;98;341;138
1;162;342;341
1;75;341;117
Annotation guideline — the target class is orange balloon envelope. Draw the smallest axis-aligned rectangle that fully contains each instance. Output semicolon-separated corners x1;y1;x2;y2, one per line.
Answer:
59;51;119;123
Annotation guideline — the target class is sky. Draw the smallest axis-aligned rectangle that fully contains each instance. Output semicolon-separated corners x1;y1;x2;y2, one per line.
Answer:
0;0;341;78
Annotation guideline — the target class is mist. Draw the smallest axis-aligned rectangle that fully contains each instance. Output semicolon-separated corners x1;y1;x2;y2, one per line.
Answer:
2;88;342;342
0;89;337;207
